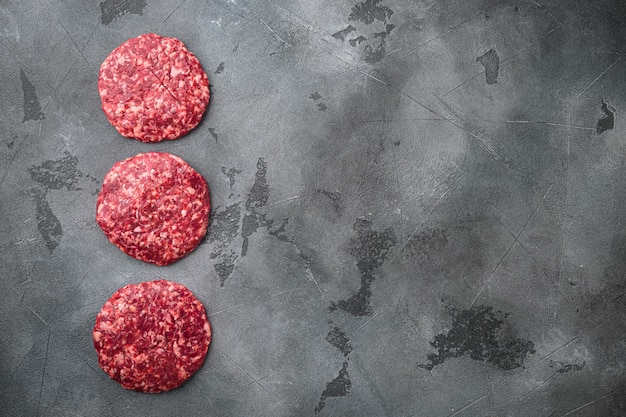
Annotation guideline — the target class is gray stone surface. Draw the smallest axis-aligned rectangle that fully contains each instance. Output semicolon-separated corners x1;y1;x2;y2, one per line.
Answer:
1;0;625;416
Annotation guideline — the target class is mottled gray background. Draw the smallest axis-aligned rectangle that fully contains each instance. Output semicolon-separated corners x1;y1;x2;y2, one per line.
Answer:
1;0;625;416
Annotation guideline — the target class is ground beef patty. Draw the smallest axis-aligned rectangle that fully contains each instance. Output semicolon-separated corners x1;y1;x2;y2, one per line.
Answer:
93;280;212;393
98;33;210;142
96;152;210;266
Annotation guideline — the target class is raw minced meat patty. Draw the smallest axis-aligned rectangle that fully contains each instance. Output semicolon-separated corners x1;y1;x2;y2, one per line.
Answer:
98;33;210;142
96;152;210;266
93;280;212;393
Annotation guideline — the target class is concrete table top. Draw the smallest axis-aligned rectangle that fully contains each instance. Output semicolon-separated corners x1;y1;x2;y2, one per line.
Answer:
1;0;625;416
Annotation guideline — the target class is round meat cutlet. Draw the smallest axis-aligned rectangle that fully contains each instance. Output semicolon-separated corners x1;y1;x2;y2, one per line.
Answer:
96;152;210;266
93;280;212;393
98;33;210;142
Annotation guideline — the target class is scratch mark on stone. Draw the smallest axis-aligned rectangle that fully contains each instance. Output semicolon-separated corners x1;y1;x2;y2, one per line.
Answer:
438;97;518;179
56;18;91;69
267;195;301;207
397;173;466;261
446;394;487;417
406;370;433;415
560;391;616;417
35;333;51;417
490;213;555;285
30;309;48;326
471;184;553;306
554;56;622;121
214;347;269;392
208;288;303;317
160;0;187;25
242;0;292;47
503;120;595;131
443;9;583;99
295;250;324;297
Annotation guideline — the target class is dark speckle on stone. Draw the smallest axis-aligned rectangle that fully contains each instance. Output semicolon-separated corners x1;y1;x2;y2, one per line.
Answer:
374;23;395;38
241;213;270;256
514;6;519;13
208;203;242;286
549;360;586;374
221;167;241;188
27;152;83;253
28;152;83;192
349;0;393;25
402;227;448;262
418;305;536;371
241;158;273;256
214;62;225;74
349;35;367;47
213;250;238;287
7;135;17;149
477;49;500;85
268;218;291;242
332;25;357;42
246;158;270;211
361;23;394;63
364;43;386;64
310;92;322;101
326;327;353;357
208;203;241;246
208;127;218;142
393;140;400;146
335;218;397;316
597;99;615;134
99;0;147;25
314;361;351;414
310;93;327;111
31;188;62;254
317;189;342;211
20;69;44;123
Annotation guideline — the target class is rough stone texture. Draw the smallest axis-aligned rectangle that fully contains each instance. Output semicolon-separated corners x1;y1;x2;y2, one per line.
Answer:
1;0;625;416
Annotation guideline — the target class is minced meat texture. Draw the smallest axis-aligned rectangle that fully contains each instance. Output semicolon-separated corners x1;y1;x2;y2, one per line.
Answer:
93;280;212;393
98;33;210;142
96;152;210;266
